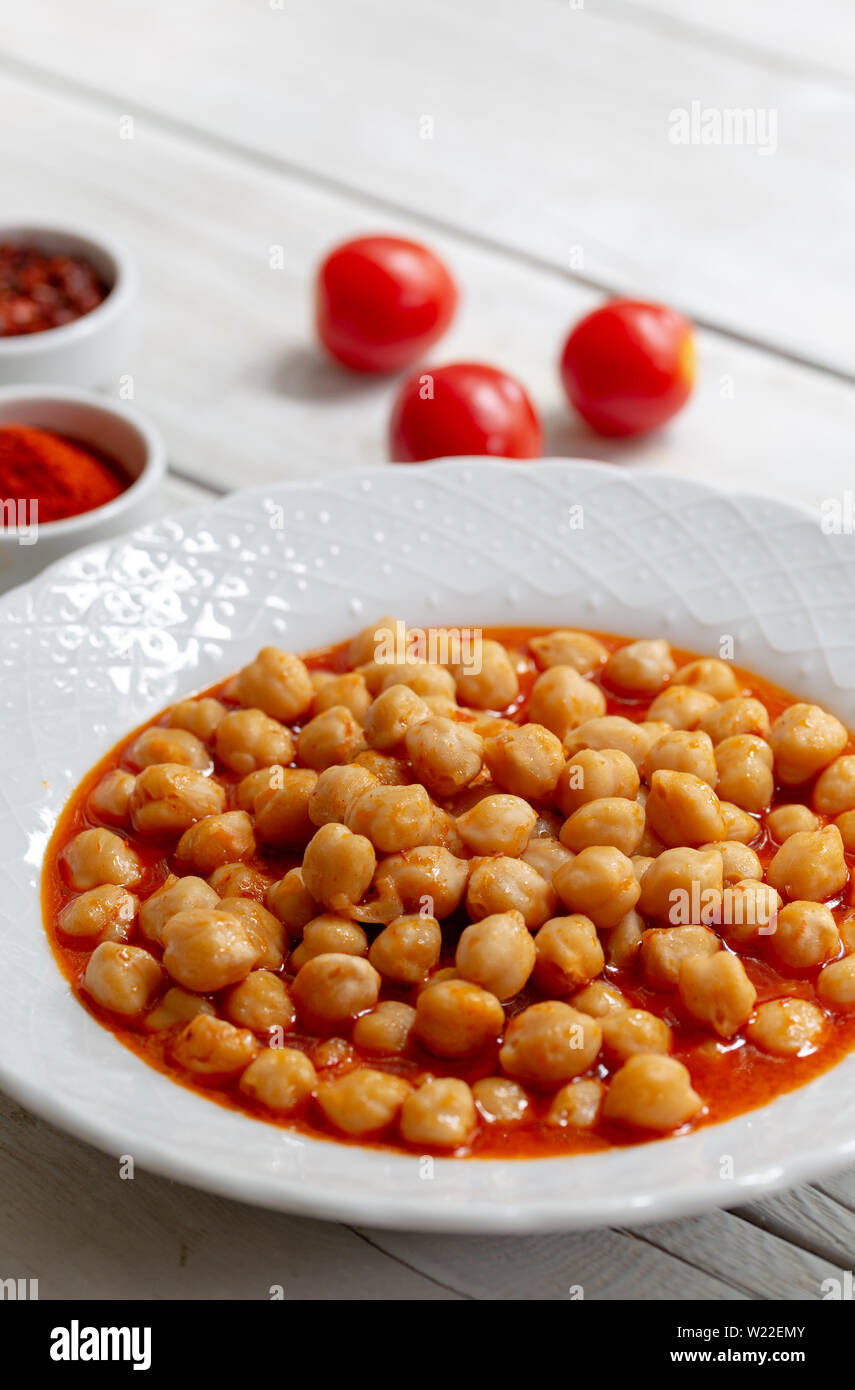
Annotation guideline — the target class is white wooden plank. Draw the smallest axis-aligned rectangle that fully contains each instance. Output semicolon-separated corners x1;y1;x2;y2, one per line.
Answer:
617;0;855;81
0;1091;458;1300
354;1224;741;1300
1;0;853;372
1;70;854;514
738;1186;855;1273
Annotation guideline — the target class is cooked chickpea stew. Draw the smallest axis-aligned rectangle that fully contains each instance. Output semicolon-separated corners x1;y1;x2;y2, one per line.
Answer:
42;626;855;1156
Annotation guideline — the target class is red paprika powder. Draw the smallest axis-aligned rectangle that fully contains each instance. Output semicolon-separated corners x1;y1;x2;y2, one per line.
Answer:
0;426;128;525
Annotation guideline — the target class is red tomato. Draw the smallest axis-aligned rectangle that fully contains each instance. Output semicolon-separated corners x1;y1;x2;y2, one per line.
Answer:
315;235;458;373
389;362;542;463
560;300;695;438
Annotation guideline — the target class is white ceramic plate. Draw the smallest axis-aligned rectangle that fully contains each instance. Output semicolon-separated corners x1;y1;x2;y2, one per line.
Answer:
4;457;855;1233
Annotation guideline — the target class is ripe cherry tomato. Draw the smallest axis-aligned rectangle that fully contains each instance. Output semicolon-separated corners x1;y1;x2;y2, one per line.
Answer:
560;300;695;438
315;235;458;373
389;362;542;463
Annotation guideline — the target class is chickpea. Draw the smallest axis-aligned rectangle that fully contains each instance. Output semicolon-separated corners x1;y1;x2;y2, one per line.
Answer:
347;615;402;668
239;1046;317;1112
349;783;434;853
473;1076;531;1124
139;874;218;944
571;981;628;1018
452;640;519;710
678;952;756;1038
529;666;607;743
126;725;211;772
631;855;654;883
214;708;294;776
422;804;465;856
301;823;375;911
520;836;575;884
640;720;673;743
603;909;645;969
455;910;536;1000
563;716;652;769
172;1014;258;1076
482;722;565;800
602;1008;672;1062
546;1078;604;1129
603;638;675;696
746;999;826;1057
130;763;225;836
290;914;368;970
414;979;504;1058
317;1069;411;1136
772;901;840;969
836;810;855;854
234;646;314;722
144;985;215;1032
224;970;296;1032
722;880;782;945
672;658;740;701
309;764;378;827
400;1077;477;1149
644;729;717;788
766;803;819;842
701;840;762;887
383;663;457;702
312;671;372;722
639;925;718;990
62;827;141;891
352;1001;416;1055
559;796;645;857
646;686;719;731
88;769;136;824
207;862;271;900
59;884;137;942
456;794;537;857
638;846;723;923
529;629;609;676
553;845;640;930
162;907;261;991
167;697;227;742
818;956;855;1009
699;697;771;745
291;953;380;1029
403;717;482;798
363;684;430;752
363;846;469;924
253;770;318;849
533;914;604;995
499;1001;601;1089
297;706;366;771
714;735;774;813
645;769;725;848
176;811;256;874
770;703;848;785
353;749;411;784
266;868;319;934
84;942;163;1017
604;1055;702;1131
369;914;441;984
719;801;759;844
556;748;639;817
466;855;555;929
814;755;855;815
217;896;286;970
312;1037;356;1070
767;825;847;903
234;766;282;813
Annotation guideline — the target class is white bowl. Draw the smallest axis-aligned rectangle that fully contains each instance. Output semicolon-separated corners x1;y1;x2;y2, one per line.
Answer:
0;385;166;591
2;458;854;1233
0;223;137;388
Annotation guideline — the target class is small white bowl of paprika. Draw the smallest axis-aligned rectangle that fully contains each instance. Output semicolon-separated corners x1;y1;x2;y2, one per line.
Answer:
0;386;166;592
0;223;137;389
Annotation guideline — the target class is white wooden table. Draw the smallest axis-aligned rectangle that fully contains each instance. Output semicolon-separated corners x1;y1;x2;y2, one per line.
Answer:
2;0;855;1299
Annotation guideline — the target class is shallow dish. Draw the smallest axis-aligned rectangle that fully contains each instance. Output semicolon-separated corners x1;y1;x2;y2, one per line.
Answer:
3;457;855;1232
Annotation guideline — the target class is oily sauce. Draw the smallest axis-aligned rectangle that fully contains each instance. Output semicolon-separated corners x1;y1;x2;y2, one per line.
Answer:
41;628;855;1157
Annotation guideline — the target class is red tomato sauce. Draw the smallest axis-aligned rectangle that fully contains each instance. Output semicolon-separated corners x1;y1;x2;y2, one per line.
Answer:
41;628;855;1157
